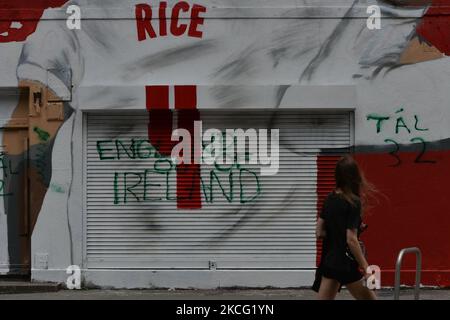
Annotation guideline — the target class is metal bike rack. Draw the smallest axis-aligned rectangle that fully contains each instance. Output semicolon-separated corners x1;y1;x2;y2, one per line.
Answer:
394;247;422;300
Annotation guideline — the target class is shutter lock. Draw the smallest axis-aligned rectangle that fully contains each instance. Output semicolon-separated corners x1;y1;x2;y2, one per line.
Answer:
209;261;217;270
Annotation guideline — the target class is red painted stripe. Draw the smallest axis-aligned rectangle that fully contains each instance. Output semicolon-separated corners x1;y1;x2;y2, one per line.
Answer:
175;85;197;110
174;85;202;209
146;85;169;110
146;86;173;157
176;163;202;209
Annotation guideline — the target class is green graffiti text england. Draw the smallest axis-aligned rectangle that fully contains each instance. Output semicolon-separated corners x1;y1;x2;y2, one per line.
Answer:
97;139;262;205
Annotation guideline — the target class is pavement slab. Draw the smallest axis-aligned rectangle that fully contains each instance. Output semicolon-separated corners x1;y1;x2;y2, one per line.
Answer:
0;288;448;300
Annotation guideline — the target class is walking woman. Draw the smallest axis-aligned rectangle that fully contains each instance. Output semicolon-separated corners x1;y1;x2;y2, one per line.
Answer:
313;155;377;300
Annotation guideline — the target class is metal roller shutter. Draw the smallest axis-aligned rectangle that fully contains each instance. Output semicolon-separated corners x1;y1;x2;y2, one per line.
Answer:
84;110;352;269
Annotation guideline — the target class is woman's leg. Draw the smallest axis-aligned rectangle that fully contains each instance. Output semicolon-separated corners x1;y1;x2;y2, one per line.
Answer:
346;279;377;300
317;276;340;300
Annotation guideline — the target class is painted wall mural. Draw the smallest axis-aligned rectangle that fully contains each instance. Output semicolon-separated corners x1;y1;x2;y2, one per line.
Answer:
0;0;450;286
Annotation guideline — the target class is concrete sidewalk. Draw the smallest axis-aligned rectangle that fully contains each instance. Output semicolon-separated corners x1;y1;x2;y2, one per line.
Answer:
0;288;449;300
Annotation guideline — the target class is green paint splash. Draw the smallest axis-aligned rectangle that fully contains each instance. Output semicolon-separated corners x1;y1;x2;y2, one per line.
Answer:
50;183;66;194
33;127;50;142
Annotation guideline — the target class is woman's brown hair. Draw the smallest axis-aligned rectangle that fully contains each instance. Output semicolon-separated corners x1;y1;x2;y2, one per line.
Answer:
335;155;375;214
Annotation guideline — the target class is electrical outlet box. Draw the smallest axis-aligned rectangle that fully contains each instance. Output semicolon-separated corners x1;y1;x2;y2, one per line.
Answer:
34;253;49;270
209;261;217;270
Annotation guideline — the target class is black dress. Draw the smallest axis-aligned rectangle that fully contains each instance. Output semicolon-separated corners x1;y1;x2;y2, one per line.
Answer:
312;191;364;291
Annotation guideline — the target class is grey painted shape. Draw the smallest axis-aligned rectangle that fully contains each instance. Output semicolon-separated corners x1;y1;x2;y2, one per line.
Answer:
122;40;220;81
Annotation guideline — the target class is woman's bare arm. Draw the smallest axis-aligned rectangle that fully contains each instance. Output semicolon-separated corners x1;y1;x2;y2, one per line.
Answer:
316;217;326;239
346;228;369;272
